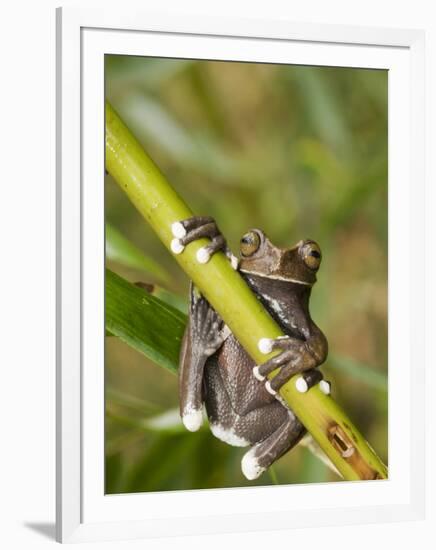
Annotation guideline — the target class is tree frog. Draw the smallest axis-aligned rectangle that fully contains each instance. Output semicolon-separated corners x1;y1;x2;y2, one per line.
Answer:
171;216;329;480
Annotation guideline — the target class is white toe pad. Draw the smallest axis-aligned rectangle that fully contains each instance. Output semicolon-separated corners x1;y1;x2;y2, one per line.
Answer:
171;221;187;239
319;380;331;395
230;254;239;270
196;247;211;264
265;380;277;396
171;238;185;254
295;377;309;393
241;450;265;480
252;366;265;381
182;410;203;432
258;338;273;354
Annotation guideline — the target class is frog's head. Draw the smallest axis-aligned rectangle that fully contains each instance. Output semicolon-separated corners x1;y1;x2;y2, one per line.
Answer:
238;229;321;286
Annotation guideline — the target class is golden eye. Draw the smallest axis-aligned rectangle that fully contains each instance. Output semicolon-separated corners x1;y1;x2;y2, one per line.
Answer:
240;231;261;257
300;241;322;270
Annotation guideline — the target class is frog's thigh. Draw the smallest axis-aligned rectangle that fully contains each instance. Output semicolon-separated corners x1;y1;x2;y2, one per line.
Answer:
207;392;294;455
232;400;292;444
205;359;288;447
241;411;305;480
204;360;251;447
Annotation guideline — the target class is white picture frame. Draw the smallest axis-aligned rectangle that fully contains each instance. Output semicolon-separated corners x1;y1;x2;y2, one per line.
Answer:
56;6;425;543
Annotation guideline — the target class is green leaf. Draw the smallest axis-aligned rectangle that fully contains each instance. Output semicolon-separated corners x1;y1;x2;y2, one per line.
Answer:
106;223;171;284
152;287;188;314
105;268;186;374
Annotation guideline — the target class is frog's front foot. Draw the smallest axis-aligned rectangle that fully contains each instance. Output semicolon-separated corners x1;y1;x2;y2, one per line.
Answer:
295;370;331;395
253;336;330;395
170;216;238;269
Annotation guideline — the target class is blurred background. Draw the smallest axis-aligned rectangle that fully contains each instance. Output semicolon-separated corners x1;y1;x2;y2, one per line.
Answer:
105;55;388;493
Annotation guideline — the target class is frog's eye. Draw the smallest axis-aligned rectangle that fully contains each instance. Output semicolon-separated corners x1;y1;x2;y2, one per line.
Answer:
240;231;261;257
300;241;322;270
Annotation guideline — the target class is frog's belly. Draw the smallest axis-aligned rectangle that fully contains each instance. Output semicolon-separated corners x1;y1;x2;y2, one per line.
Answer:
203;335;293;446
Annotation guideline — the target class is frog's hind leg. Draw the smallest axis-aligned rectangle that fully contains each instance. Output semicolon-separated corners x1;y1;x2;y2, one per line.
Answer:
179;283;228;432
241;410;305;480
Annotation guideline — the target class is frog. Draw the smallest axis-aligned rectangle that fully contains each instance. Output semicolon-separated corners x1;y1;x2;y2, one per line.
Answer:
171;215;329;480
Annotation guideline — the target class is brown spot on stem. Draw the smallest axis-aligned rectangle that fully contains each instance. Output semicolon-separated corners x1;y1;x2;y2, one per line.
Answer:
327;424;380;480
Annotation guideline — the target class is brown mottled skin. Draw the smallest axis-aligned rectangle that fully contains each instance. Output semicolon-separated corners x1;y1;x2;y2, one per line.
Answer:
178;220;328;479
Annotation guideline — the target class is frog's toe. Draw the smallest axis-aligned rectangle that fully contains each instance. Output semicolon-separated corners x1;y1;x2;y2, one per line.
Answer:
171;221;187;239
295;376;309;393
258;338;274;354
241;447;266;480
252;365;265;381
170;238;185;254
223;247;239;270
265;380;277;396
295;370;326;394
318;380;331;395
181;408;203;432
170;216;230;263
170;216;214;238
196;247;211;264
197;234;227;264
258;335;295;354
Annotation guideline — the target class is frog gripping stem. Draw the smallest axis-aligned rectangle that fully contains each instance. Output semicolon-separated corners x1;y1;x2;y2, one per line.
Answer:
171;216;239;268
255;335;329;395
105;101;388;482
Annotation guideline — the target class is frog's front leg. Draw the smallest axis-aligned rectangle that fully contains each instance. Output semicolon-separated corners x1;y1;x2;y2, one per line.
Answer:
179;282;228;432
253;326;330;396
170;216;238;268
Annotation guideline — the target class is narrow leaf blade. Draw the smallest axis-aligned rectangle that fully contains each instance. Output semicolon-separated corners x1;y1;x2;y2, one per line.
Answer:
105;269;186;373
106;223;171;284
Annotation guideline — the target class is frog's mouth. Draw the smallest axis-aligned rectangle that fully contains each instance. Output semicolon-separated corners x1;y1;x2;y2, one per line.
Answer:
239;267;313;286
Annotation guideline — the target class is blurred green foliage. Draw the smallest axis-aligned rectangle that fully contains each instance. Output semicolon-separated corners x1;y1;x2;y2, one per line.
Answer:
105;55;388;493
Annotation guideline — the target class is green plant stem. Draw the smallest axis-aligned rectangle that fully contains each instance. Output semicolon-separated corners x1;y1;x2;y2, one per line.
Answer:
105;100;387;481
